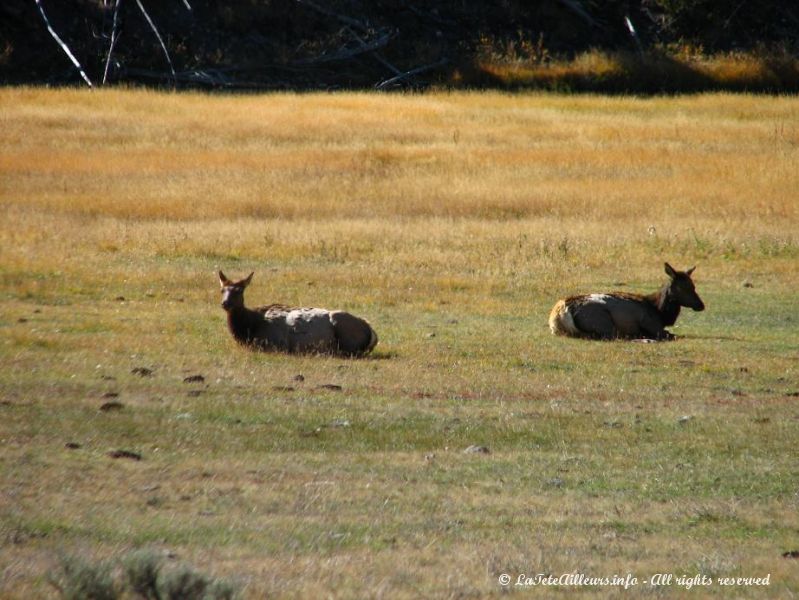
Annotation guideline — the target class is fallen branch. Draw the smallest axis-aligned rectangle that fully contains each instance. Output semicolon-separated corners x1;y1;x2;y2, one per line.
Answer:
624;15;644;56
292;29;395;65
295;0;370;33
406;6;458;29
102;0;122;85
557;0;598;28
722;0;748;30
33;0;93;87
133;0;176;81
124;67;227;85
375;57;448;90
121;67;288;89
346;26;400;75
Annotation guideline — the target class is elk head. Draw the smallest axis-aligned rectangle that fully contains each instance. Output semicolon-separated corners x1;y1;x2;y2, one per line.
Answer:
664;263;705;311
219;271;253;311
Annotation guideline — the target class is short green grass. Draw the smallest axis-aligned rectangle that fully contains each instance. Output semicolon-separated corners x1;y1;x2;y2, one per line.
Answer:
1;88;798;598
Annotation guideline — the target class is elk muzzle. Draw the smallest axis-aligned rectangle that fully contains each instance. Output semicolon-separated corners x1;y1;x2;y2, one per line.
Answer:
220;288;239;310
690;297;705;311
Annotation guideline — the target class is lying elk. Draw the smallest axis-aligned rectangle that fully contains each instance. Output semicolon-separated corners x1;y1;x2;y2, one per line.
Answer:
219;271;378;356
549;263;705;340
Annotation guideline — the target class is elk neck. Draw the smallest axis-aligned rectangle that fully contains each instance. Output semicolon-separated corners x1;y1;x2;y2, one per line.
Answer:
226;306;263;345
649;282;681;327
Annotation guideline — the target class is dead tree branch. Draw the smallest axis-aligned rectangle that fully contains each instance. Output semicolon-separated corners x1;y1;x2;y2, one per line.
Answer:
375;57;448;90
33;0;94;87
292;29;395;65
121;67;286;89
102;0;122;85
133;0;176;81
124;67;228;86
295;0;370;33
624;15;644;56
557;0;598;28
345;26;400;75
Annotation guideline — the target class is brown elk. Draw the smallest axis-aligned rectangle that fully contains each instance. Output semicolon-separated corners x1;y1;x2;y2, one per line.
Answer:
219;271;378;356
549;263;705;340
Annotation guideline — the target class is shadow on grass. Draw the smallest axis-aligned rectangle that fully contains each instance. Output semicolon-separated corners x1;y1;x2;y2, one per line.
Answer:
360;350;399;361
677;334;746;342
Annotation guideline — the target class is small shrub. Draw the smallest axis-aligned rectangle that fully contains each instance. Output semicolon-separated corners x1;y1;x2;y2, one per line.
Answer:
158;563;240;600
124;549;164;600
48;554;120;600
48;549;240;600
158;564;210;600
203;579;240;600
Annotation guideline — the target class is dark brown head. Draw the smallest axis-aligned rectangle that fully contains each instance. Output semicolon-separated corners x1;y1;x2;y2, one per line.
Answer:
219;271;253;311
664;263;705;311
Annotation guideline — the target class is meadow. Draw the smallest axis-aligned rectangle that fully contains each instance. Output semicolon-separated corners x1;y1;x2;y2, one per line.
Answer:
1;87;798;598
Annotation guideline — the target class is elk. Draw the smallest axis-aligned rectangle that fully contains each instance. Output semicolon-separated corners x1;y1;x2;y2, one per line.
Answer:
219;271;378;356
549;263;705;340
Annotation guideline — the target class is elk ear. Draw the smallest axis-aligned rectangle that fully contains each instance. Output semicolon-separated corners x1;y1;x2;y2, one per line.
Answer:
686;266;696;276
218;271;231;288
664;262;678;279
240;272;254;288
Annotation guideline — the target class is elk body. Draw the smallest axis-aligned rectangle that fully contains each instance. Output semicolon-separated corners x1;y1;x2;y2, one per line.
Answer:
549;263;705;340
219;271;378;356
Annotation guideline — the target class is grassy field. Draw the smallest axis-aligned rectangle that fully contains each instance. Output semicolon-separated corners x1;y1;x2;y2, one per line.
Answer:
1;87;798;598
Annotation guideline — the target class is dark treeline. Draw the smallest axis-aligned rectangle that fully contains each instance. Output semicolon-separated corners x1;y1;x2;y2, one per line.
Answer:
1;0;797;90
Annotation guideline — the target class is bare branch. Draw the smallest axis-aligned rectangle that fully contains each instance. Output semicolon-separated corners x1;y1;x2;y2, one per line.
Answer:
722;0;748;30
122;67;285;90
33;0;93;87
296;0;369;33
375;57;448;90
102;0;122;85
624;16;644;56
133;0;176;81
406;6;457;28
345;26;400;75
292;29;395;66
557;0;597;28
125;67;229;86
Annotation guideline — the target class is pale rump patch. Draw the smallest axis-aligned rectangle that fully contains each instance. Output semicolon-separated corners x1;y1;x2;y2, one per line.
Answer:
548;299;580;336
251;307;378;355
281;308;337;353
285;307;331;326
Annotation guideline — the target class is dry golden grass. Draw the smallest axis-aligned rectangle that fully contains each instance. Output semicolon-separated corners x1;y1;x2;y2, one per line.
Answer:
1;88;798;598
3;87;798;222
476;50;799;93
